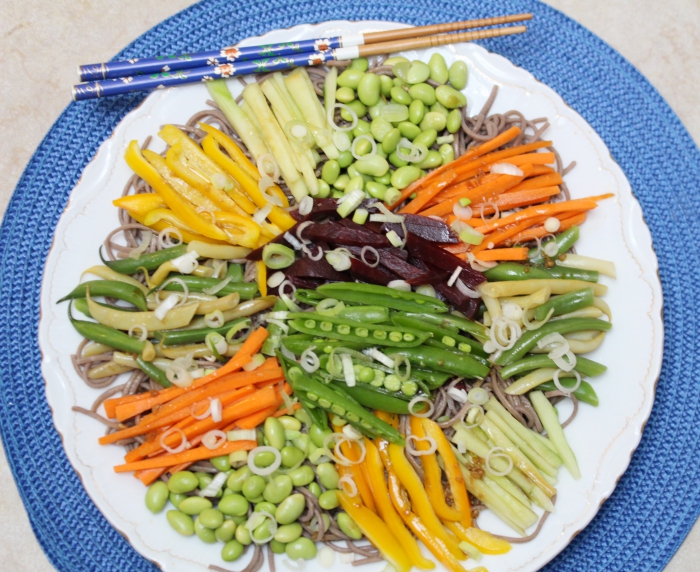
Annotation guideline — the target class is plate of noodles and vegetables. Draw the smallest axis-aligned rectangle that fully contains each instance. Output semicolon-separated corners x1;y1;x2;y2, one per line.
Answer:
39;20;662;572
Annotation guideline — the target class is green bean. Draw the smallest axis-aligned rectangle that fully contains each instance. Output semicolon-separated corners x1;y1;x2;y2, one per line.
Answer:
420;111;447;132
69;308;152;357
483;261;598;283
275;522;303;544
59;280;147;310
335;86;356;103
337;68;365;89
160;275;258;299
263;475;293;504
168;471;199;494
391;165;422;190
316;462;340;489
341;100;367;122
448;61;468;90
408;83;437;105
528;226;580;266
439;143;455;164
415;150;443;169
145;481;169;514
538;379;599;406
391;86;412;105
355;155;390;177
222;539;245;561
436;85;467;109
167;510;195;536
500;354;607;379
336;512;363;540
103;244;187;275
135;356;171;388
215;520;237;542
286;537;318;560
179;496;213;515
398;121;421;141
406;61;431;84
333;383;411;414
226;263;243;282
357;73;381;106
534;288;596;321
275;493;306;524
317;282;448;313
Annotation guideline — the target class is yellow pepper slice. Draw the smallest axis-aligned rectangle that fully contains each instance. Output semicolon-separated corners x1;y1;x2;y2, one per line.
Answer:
124;141;229;243
86;288;198;331
201;135;295;231
333;426;376;513
197;123;259;180
113;193;165;216
143;150;219;211
422;418;473;528
143;208;202;234
336;491;412;572
255;261;267;297
388;443;465;559
364;439;435;570
127;209;226;246
445;523;511;556
410;417;462;523
213;212;261;249
159;125;257;214
378;439;469;572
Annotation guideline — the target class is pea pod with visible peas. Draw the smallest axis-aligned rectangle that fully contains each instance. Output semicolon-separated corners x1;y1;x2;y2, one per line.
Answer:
390;314;487;357
391;345;491;379
281;335;371;356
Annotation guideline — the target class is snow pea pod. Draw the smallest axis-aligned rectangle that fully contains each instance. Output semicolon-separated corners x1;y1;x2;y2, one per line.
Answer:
102;244;188;275
294;289;324;306
59;280;147;310
317;282;449;313
391;346;490;380
160;275;258;299
533;288;595;321
528;226;579;266
400;311;490;342
538;379;599;406
277;352;329;429
154;318;248;346
391;315;487;357
337;306;390;323
484;262;598;283
495;318;613;366
330;382;411;414
500;354;607;379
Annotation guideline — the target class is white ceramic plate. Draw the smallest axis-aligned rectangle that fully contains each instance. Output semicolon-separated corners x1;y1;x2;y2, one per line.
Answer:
39;20;663;572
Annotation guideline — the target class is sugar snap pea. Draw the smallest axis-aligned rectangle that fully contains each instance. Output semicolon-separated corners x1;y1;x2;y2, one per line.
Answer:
391;314;487;357
317;282;448;313
102;244;187;275
390;346;490;379
332;382;412;414
500;354;607;379
59;280;147;310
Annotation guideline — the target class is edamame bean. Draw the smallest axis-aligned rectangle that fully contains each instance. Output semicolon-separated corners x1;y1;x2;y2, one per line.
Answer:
309;424;332;448
398;121;422;141
235;524;252;545
337;69;365;90
336;512;363;540
218;493;249;516
195;517;218;543
275;493;306;524
168;471;199;494
227;466;251;493
391;165;422;189
145;481;169;514
349;57;369;72
333;174;350;191
384;56;410;66
316;179;331;198
209;456;231;472
199;507;225;529
169;492;187;509
336;150;354;169
390;86;412;106
318;489;340;510
253;450;277;468
263;474;293;504
280;445;305;468
379;75;393;96
316;462;340;489
436;85;467;109
416;150;443;169
428;53;449;84
341;100;367;122
294;408;311;426
345;175;364;194
448;60;468;90
371;116;394;142
430;101;449;117
270;539;287;554
178;496;213;516
368;100;386;119
284;429;302;441
275;522;303;544
292;433;311;455
375;144;388;159
388;152;409;168
413;128;438;149
254;501;277;514
355;155;389;177
382;128;401;154
439;143;455;164
335;86;356;103
446;109;462;133
366;181;388;200
195;472;215;493
374;172;392;185
242;475;266;500
216;520;237;542
408;83;436;106
321;160;341;185
166;510;195;536
420;111;447;132
253;519;274;542
357;73;381;106
307;482;322;498
407;61;431;84
222;539;245;562
289;465;315;487
353;119;371;137
408;99;425;125
264;416;286;451
278;416;301;431
353;138;373;157
392;61;411;82
286;537;318;560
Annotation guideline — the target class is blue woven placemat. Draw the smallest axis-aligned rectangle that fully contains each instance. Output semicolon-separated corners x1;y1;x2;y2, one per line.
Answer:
1;1;698;570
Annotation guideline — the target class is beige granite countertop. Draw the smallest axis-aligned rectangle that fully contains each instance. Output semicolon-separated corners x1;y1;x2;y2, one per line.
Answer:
0;1;698;570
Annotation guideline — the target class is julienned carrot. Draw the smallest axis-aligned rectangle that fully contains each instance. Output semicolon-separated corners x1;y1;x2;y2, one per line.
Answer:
504;172;563;194
491;152;554;167
391;126;524;208
135;466;168;486
236;405;280;429
274;403;302;417
471;214;549;254
450;141;552;184
506;212;588;245
104;387;181;419
474;247;529;261
489;185;561;211
528;165;555;176
115;440;257;473
161;421;240;477
399;169;456;214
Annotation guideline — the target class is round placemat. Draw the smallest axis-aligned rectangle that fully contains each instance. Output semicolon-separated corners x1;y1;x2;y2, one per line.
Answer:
1;1;698;570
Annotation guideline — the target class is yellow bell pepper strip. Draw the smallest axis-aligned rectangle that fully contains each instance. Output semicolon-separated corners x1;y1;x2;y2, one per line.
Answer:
445;522;511;556
201;134;296;232
125;141;230;243
143;208;203;235
186;241;251;260
113;193;165;216
255;261;267;297
388;443;465;559
422;418;473;528
159;125;257;214
333;426;376;513
142;150;219;212
409;417;462;523
364;439;435;570
86;288;198;331
375;410;399;428
83;265;148;294
197;123;259;180
212;212;261;249
336;491;412;572
378;439;469;572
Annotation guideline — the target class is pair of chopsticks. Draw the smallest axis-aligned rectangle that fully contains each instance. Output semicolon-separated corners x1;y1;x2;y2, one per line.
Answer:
72;14;531;101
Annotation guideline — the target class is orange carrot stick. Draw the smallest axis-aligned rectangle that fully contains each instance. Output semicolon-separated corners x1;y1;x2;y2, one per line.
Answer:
527;165;556;176
115;440;257;473
474;247;529;261
236;405;280;429
471;214;549;253
399;170;456;214
503;173;563;193
274;403;302;417
491;152;554;167
449;141;553;184
506;212;588;245
104;387;181;419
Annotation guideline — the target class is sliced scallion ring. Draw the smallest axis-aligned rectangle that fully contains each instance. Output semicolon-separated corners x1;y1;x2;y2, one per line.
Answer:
262;243;296;270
